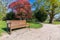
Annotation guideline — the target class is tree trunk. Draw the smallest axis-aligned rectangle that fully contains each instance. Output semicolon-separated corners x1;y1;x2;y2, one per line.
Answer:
49;15;54;23
49;9;54;24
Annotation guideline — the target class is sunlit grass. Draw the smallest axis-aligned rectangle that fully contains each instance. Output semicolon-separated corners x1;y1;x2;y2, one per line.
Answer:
0;21;6;36
53;21;60;24
28;22;42;29
44;20;60;24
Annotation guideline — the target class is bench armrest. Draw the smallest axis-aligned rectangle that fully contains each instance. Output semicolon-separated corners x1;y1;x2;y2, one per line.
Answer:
7;21;11;24
7;21;11;27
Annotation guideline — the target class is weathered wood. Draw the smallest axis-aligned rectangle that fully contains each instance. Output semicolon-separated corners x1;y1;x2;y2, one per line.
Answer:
7;20;29;34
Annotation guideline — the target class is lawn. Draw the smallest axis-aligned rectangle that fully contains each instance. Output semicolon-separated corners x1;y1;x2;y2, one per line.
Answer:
53;21;60;24
44;20;60;24
0;21;7;36
28;22;42;29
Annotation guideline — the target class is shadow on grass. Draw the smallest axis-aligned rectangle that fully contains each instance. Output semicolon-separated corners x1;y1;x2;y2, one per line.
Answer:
2;27;8;33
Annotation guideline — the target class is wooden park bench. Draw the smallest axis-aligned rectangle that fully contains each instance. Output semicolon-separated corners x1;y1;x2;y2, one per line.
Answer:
7;20;29;34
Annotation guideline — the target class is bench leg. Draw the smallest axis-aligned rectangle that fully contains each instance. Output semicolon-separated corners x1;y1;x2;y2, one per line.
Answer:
7;23;11;34
9;28;12;34
7;27;11;34
7;27;9;34
7;24;10;34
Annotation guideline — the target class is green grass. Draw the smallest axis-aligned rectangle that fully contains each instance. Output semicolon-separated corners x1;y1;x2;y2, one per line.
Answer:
53;21;60;24
0;21;6;36
44;20;60;24
28;22;42;29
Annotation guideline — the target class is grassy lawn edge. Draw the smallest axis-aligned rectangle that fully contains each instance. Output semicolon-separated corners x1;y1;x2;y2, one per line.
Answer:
28;22;43;29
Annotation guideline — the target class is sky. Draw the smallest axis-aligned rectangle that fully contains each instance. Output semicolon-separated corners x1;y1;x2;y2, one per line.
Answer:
29;0;35;4
29;0;35;10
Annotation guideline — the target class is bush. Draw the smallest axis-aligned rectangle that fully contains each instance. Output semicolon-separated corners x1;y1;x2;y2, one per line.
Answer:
4;11;15;20
0;13;6;20
35;10;48;22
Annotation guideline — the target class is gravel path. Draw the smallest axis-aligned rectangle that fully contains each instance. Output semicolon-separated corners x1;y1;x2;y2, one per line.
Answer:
0;24;60;40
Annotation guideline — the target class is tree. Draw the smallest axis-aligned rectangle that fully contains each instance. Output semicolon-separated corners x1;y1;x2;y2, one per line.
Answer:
33;0;60;23
35;6;48;22
45;0;60;23
8;0;32;19
5;11;15;20
0;0;8;20
32;0;42;13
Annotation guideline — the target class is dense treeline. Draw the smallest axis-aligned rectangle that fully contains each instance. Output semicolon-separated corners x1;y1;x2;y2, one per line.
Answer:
0;0;60;23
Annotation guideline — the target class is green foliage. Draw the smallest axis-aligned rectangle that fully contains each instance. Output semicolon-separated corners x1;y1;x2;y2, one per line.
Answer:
0;0;7;20
33;0;60;23
5;11;15;20
44;0;60;23
0;13;3;20
35;6;48;22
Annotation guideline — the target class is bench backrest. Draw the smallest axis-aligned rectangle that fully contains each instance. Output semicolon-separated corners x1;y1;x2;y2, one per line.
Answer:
8;20;26;27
